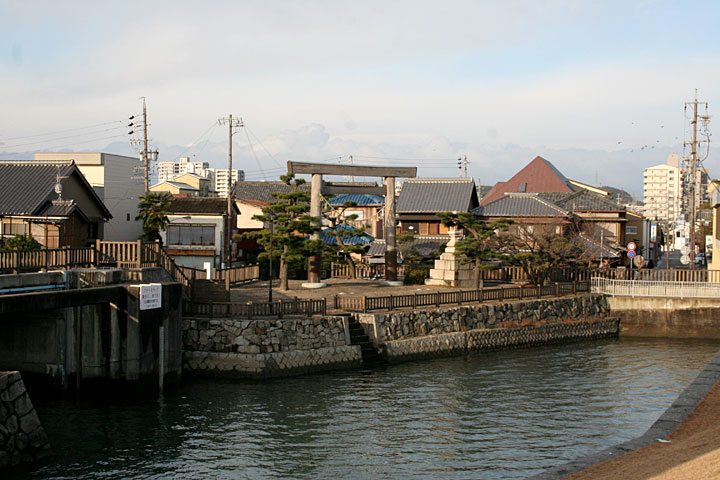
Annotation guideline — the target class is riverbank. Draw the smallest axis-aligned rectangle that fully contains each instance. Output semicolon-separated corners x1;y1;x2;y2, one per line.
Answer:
533;347;720;479
568;380;720;479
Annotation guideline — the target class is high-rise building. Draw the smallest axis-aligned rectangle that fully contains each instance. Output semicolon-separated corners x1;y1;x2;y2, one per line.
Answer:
643;154;682;223
157;157;212;183
214;169;244;198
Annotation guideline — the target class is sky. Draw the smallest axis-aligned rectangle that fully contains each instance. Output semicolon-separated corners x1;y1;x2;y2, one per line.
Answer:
1;0;719;197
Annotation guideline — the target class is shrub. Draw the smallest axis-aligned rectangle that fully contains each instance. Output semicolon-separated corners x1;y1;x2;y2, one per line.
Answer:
403;268;429;285
2;234;41;250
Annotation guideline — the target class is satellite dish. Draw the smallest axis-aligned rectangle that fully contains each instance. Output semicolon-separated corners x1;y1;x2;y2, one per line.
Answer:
54;183;62;195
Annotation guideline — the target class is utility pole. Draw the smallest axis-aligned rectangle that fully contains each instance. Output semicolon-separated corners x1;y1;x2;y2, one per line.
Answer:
217;114;243;276
128;97;158;192
684;90;709;269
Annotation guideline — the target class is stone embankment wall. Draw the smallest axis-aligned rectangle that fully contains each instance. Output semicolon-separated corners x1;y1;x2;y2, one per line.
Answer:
357;295;616;363
1;372;51;469
183;316;361;378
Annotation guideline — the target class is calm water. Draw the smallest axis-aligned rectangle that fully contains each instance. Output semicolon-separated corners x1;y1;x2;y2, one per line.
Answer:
12;337;720;480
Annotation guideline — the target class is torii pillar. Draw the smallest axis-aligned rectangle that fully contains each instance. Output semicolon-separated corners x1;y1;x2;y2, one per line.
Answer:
287;161;416;286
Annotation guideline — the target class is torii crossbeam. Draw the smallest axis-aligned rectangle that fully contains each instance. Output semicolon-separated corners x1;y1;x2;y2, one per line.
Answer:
287;161;418;284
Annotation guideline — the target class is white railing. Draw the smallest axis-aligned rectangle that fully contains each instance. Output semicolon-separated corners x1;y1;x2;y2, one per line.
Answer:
591;277;720;299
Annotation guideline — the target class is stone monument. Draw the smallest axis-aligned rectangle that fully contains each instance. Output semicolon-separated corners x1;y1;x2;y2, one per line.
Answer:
425;228;474;288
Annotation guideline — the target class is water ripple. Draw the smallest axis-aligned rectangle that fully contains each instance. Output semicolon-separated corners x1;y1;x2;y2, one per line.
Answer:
12;337;720;480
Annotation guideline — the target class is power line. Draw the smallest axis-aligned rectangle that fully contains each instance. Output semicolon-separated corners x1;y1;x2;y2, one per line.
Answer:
1;125;126;149
0;120;124;143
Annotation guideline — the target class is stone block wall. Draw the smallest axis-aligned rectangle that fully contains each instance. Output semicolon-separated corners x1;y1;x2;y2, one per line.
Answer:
358;294;609;343
384;319;620;363
0;372;51;469
183;316;362;378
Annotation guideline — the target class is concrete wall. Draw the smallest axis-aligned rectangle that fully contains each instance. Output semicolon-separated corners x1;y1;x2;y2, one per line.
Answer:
0;283;183;393
607;296;720;338
0;372;51;469
183;315;361;378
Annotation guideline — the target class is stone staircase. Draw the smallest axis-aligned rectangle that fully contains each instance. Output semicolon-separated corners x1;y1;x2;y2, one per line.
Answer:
347;317;384;366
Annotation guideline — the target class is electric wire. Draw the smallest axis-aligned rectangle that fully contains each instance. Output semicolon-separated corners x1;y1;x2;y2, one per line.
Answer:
2;125;127;149
0;120;124;143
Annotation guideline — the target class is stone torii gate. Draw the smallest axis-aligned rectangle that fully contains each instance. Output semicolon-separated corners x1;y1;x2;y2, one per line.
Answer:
287;161;417;286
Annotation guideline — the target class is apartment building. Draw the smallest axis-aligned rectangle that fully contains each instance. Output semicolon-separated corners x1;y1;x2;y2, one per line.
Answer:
643;154;682;223
157;157;212;182
214;169;244;198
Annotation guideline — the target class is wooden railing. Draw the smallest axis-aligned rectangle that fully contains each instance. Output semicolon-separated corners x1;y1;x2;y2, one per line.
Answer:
333;281;590;312
213;265;261;284
185;298;327;319
331;263;410;279
0;247;97;273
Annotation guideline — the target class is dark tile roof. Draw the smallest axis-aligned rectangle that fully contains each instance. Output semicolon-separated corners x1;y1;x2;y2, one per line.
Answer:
167;197;237;215
538;190;625;212
328;193;384;206
472;193;570;217
233;181;311;204
39;199;81;217
366;235;449;257
480;156;573;205
0;160;111;219
396;178;478;213
0;161;76;215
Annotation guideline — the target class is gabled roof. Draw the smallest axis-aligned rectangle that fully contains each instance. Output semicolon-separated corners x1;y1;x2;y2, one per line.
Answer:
327;193;384;206
37;199;90;222
472;193;570;218
167;197;239;215
233;181;311;204
480;156;573;205
0;160;111;219
151;181;198;191
396;178;478;213
538;190;625;212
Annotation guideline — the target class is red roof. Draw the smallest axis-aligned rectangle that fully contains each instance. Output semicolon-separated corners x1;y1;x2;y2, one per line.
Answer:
480;156;572;205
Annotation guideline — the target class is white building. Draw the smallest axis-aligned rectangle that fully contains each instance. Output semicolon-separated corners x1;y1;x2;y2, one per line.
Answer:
34;152;144;241
157;157;213;183
214;169;244;198
643;154;682;223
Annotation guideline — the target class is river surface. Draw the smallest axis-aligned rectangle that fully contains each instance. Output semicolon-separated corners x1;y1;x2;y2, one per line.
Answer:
12;337;720;480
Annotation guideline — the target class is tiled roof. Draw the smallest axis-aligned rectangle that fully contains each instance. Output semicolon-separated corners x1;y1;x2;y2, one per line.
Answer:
480;156;573;205
321;224;374;245
472;193;570;217
167;197;237;215
538;190;625;212
366;235;449;257
233;181;311;204
396;178;478;213
39;199;81;217
0;160;110;219
327;193;384;206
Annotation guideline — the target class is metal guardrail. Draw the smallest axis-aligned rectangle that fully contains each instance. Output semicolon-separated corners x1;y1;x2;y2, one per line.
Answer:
591;277;720;299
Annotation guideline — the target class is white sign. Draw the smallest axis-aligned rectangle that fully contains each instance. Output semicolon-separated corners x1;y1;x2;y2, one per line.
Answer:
627;242;637;251
139;283;162;310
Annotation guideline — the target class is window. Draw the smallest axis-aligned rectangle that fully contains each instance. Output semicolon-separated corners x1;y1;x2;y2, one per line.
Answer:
167;224;215;246
1;221;28;236
518;183;526;192
626;226;638;235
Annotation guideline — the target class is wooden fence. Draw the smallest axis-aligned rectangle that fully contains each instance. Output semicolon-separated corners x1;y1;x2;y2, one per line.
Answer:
0;247;97;273
333;281;590;313
185;298;327;319
331;262;409;279
330;263;720;285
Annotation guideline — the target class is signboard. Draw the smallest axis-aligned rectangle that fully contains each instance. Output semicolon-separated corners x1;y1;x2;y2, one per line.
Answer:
627;250;636;259
627;242;637;251
680;255;690;265
634;255;644;268
139;283;162;310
